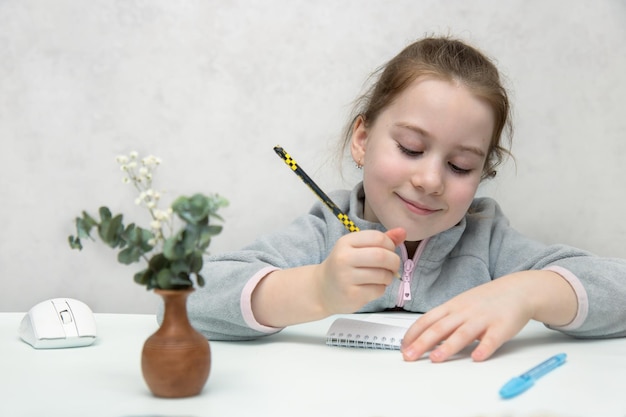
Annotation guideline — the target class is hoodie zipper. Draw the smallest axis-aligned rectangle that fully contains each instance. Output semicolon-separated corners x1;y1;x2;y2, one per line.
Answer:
396;238;430;308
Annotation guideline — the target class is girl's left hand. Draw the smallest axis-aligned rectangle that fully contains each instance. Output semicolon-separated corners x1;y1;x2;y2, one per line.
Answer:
400;273;536;362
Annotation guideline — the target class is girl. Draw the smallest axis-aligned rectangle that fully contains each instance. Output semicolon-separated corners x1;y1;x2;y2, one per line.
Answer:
184;36;626;362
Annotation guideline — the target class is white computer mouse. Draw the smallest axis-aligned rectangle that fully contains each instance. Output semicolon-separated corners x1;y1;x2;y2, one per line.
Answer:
18;298;97;349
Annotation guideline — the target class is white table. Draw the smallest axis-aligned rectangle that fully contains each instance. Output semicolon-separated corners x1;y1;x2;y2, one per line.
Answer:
1;312;625;417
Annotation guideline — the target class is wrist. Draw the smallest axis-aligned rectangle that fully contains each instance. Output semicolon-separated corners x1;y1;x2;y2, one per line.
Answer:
525;270;578;326
251;265;329;327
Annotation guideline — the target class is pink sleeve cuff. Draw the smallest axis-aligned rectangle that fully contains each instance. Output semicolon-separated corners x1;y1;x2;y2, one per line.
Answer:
240;266;284;334
543;265;589;331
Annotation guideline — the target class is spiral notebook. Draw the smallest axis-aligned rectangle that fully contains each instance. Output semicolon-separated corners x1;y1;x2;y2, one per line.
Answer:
325;315;415;350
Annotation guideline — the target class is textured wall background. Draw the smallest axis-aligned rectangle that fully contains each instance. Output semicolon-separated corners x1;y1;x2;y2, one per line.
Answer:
1;0;625;313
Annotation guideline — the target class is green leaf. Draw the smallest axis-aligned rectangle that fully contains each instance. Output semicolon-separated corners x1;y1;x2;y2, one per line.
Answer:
68;235;83;250
99;206;112;221
148;253;168;271
118;247;142;264
156;269;175;289
170;273;193;288
182;228;200;254
75;212;98;239
172;193;228;225
196;225;212;249
170;260;190;275
196;273;206;287
81;211;98;228
98;213;125;248
163;234;186;260
122;224;154;254
189;253;203;273
134;269;151;285
206;224;223;236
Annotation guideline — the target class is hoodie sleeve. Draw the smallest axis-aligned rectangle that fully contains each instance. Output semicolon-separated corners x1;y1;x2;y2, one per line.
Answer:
159;208;331;341
481;199;626;338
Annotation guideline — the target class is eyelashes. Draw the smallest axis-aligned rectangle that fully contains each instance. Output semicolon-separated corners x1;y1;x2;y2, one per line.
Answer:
395;143;473;175
396;143;423;157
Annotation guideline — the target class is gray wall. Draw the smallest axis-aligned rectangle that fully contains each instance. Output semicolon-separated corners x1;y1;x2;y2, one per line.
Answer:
2;0;625;313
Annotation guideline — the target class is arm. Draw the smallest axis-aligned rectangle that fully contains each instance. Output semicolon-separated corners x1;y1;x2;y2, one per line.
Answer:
400;269;577;363
183;187;405;340
251;228;406;327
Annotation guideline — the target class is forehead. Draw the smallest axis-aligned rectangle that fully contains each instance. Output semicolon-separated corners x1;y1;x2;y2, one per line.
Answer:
382;77;495;150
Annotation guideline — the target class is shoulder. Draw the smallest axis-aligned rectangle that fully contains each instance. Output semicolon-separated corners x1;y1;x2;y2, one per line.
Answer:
457;197;513;246
326;187;353;208
468;196;504;216
466;197;510;226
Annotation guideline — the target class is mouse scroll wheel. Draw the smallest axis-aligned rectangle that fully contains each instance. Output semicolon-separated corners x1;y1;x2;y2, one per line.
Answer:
59;310;73;324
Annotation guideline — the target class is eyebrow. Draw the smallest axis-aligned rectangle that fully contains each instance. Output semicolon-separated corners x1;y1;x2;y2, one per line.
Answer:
396;123;487;158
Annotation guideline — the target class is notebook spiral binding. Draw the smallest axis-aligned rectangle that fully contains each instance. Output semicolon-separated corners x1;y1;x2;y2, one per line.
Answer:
325;332;402;350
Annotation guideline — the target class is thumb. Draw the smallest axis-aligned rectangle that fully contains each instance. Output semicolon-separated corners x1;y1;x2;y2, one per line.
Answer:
385;227;406;247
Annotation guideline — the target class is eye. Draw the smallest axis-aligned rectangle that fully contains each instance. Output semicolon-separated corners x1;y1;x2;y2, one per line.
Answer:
449;163;472;175
396;143;423;157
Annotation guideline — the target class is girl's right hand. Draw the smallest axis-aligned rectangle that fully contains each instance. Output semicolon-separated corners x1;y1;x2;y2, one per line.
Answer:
315;227;406;314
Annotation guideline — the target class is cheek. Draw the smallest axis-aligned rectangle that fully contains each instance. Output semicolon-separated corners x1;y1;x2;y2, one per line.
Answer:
448;179;480;210
364;152;409;184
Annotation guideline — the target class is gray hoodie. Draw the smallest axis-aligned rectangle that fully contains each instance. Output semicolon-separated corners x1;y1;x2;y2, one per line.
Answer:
184;183;626;341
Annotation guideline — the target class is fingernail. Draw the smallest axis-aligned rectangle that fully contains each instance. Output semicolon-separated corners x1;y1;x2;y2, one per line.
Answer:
401;346;416;361
430;348;444;362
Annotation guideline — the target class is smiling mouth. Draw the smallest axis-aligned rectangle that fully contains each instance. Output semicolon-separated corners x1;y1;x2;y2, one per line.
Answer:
397;195;440;215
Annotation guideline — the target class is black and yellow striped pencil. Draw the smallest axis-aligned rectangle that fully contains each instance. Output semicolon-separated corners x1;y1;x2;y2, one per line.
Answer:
273;145;360;233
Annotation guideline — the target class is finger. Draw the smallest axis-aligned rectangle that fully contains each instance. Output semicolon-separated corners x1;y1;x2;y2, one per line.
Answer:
428;321;486;362
350;265;397;286
401;312;460;361
401;306;448;345
385;227;406;247
470;326;512;362
350;229;403;252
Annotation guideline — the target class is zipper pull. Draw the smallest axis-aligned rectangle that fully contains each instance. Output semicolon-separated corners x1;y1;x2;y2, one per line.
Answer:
402;259;413;301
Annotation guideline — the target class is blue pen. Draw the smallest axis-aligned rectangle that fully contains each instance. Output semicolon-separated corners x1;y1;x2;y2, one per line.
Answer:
499;353;567;399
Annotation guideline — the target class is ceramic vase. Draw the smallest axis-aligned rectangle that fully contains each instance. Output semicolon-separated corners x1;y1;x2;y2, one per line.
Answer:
141;288;211;398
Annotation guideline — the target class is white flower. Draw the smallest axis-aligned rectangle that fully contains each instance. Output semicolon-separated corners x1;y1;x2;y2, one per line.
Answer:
129;151;139;159
116;156;129;164
144;155;162;166
150;220;161;229
154;210;165;221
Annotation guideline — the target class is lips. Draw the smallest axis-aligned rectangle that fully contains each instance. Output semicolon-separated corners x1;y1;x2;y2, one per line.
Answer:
397;194;440;215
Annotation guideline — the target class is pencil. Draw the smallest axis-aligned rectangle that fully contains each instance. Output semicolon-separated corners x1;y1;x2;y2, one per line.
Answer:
273;145;360;233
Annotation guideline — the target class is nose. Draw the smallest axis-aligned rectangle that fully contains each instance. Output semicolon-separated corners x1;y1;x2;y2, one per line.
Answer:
410;157;444;195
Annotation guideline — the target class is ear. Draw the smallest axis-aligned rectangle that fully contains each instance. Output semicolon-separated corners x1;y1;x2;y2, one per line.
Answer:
350;115;368;166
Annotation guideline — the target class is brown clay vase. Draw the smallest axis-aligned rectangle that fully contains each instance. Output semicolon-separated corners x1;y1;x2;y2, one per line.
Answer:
141;289;211;398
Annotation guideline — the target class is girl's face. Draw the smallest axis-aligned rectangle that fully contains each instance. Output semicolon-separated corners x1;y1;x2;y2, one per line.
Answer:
351;77;494;242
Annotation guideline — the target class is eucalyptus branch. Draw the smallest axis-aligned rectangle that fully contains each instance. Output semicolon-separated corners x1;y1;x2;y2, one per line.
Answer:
68;151;228;290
